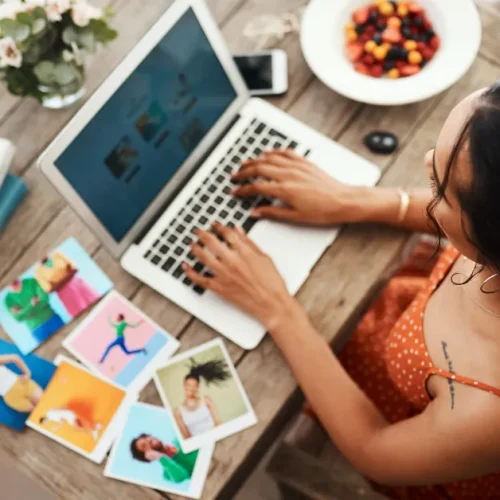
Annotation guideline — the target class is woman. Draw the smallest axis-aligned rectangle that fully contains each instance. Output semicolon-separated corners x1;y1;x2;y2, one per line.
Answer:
174;359;228;439
34;252;99;318
0;354;43;413
181;84;500;498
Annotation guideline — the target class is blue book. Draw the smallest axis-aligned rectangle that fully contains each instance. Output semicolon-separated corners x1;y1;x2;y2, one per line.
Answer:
0;174;27;231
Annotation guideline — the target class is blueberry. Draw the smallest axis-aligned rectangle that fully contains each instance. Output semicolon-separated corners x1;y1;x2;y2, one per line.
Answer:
384;60;395;71
401;17;410;27
420;60;427;68
373;33;383;45
355;24;365;34
426;28;435;38
390;0;398;8
368;10;378;23
413;17;424;27
387;47;401;60
376;22;387;32
401;27;413;39
399;48;409;60
415;33;427;42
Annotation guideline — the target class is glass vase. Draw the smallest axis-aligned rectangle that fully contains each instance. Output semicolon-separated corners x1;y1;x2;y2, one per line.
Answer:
38;64;86;109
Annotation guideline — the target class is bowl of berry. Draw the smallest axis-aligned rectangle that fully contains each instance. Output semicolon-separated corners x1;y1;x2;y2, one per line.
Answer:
300;0;481;105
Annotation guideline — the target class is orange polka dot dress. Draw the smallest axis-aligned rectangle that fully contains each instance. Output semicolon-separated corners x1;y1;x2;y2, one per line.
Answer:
338;242;500;499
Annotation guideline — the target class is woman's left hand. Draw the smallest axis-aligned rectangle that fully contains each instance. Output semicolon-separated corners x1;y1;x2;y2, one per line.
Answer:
182;222;297;329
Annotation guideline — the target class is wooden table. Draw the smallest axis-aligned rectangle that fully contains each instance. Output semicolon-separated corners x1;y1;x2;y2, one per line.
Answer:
0;1;499;499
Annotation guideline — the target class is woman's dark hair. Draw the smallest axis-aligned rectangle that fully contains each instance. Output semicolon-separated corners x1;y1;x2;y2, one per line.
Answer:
130;433;149;462
427;82;500;287
184;358;231;386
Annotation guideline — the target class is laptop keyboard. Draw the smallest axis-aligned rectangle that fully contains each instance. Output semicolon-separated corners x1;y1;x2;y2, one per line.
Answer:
143;118;310;295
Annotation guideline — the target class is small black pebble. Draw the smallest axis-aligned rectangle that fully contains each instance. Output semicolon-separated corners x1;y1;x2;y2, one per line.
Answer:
373;33;383;45
364;131;399;155
355;24;365;34
384;60;395;71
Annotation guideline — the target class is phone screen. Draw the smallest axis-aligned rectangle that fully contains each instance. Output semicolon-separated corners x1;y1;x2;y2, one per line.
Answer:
234;55;273;91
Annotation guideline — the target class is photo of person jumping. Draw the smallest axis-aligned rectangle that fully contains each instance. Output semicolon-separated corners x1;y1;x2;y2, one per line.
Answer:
173;359;229;439
99;314;146;364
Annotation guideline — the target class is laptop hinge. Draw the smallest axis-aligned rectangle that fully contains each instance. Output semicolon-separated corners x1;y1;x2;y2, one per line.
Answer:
134;113;242;245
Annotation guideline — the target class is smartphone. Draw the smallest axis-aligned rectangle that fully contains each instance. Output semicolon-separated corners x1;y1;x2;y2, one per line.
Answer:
233;50;288;97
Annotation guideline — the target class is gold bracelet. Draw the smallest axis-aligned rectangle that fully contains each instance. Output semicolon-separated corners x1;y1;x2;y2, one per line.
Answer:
397;189;410;223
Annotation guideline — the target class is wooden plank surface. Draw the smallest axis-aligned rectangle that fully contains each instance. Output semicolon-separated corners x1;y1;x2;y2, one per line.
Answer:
0;0;498;499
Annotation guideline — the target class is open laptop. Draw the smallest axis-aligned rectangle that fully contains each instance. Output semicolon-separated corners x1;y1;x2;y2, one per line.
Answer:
38;0;380;350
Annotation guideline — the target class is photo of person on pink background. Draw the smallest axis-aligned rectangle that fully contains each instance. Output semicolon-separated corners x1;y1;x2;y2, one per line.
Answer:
63;291;179;393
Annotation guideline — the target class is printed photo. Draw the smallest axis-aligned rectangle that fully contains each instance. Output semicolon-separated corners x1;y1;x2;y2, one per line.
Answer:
135;100;168;142
63;290;180;393
0;238;113;355
155;338;257;453
104;402;213;499
27;356;133;463
0;339;56;431
105;136;139;179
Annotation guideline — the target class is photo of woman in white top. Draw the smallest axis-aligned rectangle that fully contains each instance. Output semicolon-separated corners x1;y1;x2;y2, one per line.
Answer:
173;359;230;438
0;354;43;413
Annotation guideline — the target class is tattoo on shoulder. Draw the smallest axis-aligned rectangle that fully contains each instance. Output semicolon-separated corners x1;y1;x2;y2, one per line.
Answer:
441;341;455;410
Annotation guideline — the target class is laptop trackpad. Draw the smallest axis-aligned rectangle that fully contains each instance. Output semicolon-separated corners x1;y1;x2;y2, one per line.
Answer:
249;219;338;295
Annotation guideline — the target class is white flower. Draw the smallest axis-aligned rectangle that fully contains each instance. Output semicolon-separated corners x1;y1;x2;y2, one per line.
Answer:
24;0;47;7
71;0;102;27
0;1;25;20
44;0;70;21
0;37;22;68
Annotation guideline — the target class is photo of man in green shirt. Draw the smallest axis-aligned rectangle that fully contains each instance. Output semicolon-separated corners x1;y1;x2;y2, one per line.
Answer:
130;433;197;484
4;279;64;345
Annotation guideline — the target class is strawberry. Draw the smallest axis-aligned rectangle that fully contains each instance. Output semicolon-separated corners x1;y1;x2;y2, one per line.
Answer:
369;64;384;78
423;17;432;29
382;27;402;44
362;53;376;65
395;60;406;69
346;42;364;62
420;46;435;62
429;35;441;51
354;62;370;75
410;26;419;36
359;33;371;43
400;64;421;77
408;2;423;14
353;6;370;25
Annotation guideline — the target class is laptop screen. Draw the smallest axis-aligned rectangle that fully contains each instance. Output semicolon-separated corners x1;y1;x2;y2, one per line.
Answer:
55;8;237;241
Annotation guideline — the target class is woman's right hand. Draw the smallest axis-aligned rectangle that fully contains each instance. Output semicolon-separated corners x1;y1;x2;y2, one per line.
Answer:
231;150;369;225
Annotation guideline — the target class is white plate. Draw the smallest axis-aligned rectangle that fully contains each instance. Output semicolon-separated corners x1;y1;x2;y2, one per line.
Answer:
300;0;482;106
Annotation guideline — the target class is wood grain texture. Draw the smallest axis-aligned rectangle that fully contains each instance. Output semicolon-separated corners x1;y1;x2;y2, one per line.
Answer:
0;1;499;500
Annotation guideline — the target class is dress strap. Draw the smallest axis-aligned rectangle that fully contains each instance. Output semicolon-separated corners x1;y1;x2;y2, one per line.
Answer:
429;367;500;397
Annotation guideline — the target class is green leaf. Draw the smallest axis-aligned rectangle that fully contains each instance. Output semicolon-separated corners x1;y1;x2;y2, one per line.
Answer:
22;42;42;64
33;60;56;84
62;25;78;45
32;18;46;36
32;7;47;21
77;30;96;53
0;19;31;42
88;19;117;44
54;62;78;85
16;12;33;27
